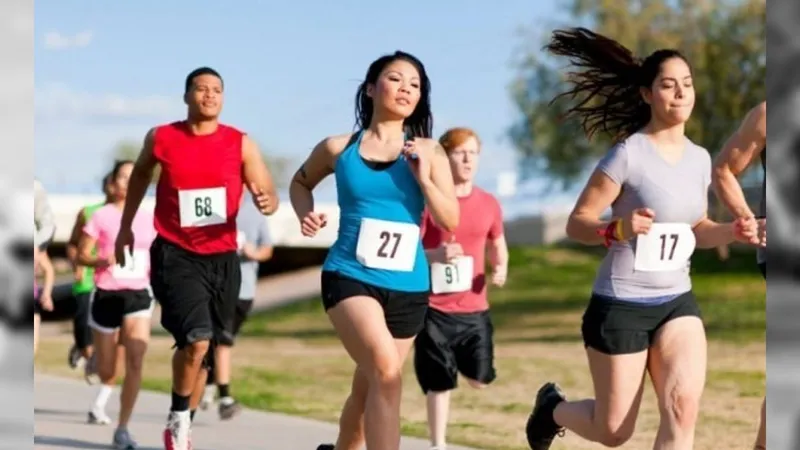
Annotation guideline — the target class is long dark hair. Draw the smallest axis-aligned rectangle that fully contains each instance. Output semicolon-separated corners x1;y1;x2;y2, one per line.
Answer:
545;27;690;141
354;51;433;139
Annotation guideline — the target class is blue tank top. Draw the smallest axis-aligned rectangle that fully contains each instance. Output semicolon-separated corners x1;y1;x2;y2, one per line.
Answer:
323;131;430;292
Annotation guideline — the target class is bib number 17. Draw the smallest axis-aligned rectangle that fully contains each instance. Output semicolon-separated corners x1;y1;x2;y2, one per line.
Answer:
659;233;679;261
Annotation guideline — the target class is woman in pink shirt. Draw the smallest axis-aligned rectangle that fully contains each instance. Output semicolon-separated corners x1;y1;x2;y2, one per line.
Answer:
77;160;157;449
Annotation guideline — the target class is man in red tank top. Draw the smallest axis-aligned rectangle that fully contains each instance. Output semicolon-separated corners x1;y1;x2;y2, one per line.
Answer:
114;67;279;450
413;128;509;450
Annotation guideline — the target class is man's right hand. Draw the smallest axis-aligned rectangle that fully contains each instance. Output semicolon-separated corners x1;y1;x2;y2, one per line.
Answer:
73;266;85;282
430;241;463;263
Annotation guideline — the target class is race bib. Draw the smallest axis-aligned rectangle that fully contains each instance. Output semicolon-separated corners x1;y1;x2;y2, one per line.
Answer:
430;256;474;294
111;248;149;280
355;218;420;272
634;223;696;272
236;231;246;252
178;187;227;228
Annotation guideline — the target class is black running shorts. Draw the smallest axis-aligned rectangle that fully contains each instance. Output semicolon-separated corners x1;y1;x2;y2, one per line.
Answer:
320;270;429;339
150;236;241;349
413;307;497;393
581;291;702;355
89;288;154;333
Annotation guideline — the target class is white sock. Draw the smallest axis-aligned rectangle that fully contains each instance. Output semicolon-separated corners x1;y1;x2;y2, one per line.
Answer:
93;385;113;410
220;396;234;406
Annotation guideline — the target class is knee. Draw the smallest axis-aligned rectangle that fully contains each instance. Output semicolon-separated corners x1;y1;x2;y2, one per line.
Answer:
98;360;117;382
661;388;701;430
597;418;635;447
466;379;488;390
366;356;403;393
183;340;210;364
125;347;147;374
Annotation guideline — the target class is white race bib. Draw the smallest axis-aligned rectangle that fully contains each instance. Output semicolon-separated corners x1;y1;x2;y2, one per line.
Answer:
355;218;420;272
634;223;696;272
178;187;227;228
236;231;246;252
111;248;149;280
430;256;474;294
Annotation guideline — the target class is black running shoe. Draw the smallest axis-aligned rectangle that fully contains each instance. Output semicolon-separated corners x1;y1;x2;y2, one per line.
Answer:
525;382;566;450
316;445;334;450
218;400;242;420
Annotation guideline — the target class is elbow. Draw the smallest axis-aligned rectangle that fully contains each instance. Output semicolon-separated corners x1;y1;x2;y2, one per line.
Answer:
711;165;732;192
565;215;581;241
76;254;91;266
440;204;460;232
441;219;458;233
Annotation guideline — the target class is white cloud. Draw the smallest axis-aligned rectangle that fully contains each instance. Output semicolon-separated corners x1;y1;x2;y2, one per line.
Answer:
42;30;94;50
35;83;183;121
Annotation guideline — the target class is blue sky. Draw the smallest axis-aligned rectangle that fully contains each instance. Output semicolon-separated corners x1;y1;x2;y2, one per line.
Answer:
35;1;584;212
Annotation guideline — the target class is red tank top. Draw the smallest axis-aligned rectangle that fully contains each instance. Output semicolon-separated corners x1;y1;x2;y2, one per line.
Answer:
152;121;245;255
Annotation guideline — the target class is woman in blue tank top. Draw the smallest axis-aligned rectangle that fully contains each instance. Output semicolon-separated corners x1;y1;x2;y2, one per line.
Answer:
289;50;458;450
523;29;763;450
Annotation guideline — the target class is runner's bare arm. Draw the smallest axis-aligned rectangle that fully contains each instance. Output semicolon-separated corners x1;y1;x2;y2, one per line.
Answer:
66;208;87;267
691;214;739;249
420;140;459;232
38;251;56;297
242;134;279;214
76;233;104;267
712;101;766;218
289;135;343;221
120;128;158;230
487;199;508;272
567;170;623;245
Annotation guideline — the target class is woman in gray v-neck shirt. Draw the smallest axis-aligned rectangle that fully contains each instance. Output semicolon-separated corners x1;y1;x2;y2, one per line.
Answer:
524;28;763;450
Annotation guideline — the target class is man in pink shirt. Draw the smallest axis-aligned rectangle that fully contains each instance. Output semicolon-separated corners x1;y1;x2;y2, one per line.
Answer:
78;160;157;449
414;127;509;450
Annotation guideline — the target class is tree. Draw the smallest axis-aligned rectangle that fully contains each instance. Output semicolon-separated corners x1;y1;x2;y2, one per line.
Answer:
111;139;293;189
509;0;765;190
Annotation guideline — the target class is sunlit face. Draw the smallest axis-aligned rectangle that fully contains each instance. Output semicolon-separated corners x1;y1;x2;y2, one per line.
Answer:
447;136;481;183
185;74;224;119
368;59;422;119
641;57;695;126
112;163;133;200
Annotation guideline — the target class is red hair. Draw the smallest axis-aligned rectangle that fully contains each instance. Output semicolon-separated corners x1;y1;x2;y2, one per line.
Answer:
438;127;481;153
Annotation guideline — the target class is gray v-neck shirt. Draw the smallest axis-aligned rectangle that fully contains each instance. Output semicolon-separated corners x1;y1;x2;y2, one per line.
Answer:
592;132;711;303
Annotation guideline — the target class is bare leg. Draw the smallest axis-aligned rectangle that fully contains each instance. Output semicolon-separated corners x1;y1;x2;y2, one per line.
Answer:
648;316;706;450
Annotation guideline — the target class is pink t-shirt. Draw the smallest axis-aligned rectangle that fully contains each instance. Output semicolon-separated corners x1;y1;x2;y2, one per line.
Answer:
83;204;156;291
421;187;504;314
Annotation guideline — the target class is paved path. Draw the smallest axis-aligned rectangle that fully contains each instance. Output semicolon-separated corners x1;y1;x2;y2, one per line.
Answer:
34;375;478;450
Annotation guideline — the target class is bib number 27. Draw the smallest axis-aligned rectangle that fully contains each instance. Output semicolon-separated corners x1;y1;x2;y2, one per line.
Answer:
355;217;419;272
376;231;402;259
194;197;213;218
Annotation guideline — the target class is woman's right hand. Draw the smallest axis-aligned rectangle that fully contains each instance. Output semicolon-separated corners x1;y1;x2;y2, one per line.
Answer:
300;212;328;237
620;208;655;240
